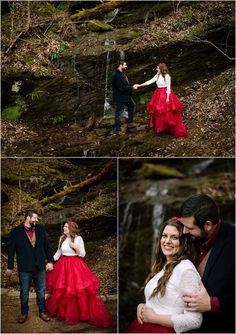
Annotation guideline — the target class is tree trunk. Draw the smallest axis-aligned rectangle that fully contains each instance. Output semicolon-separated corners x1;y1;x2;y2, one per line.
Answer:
40;160;116;205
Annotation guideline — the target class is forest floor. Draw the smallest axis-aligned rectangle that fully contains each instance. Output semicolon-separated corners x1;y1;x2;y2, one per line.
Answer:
1;289;117;333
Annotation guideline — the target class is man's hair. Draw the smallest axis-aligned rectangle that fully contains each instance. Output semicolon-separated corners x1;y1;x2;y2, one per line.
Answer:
25;210;38;219
180;194;219;227
118;60;126;66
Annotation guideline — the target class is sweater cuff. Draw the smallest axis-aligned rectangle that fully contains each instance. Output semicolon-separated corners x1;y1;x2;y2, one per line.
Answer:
210;297;221;313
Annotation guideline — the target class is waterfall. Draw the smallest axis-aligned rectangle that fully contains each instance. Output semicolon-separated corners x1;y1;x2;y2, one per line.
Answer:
144;10;150;24
120;50;125;61
119;202;133;257
71;53;77;74
103;8;119;23
151;203;165;264
103;51;112;117
187;158;215;175
103;39;116;117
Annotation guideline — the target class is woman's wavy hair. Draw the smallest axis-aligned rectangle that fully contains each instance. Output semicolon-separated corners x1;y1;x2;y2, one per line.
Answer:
145;218;196;298
59;221;80;249
158;62;169;79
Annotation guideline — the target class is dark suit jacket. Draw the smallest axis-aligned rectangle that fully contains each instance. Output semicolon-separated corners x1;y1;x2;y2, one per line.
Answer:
7;224;54;272
112;70;133;103
198;221;235;333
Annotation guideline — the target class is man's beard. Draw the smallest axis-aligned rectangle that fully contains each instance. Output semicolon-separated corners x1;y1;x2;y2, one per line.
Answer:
192;229;208;244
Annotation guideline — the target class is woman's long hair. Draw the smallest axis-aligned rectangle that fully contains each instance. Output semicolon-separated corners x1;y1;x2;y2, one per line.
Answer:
58;221;80;249
145;218;196;298
158;62;169;80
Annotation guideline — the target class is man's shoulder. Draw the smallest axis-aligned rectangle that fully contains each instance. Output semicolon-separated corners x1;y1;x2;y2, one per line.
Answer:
219;221;235;242
11;224;23;233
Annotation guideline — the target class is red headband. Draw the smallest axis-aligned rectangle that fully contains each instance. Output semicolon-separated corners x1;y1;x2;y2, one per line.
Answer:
171;216;182;223
68;221;78;229
158;63;165;69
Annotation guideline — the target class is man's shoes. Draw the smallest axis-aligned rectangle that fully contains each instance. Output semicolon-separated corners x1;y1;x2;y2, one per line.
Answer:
39;312;51;321
17;314;28;324
127;122;138;129
115;130;124;136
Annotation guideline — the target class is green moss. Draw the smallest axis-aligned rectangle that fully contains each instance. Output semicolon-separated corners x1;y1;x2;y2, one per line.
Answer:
140;163;185;179
2;105;23;120
2;97;27;120
87;20;113;32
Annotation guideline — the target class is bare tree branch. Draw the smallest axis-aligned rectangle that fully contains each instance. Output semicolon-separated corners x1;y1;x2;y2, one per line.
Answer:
187;37;235;61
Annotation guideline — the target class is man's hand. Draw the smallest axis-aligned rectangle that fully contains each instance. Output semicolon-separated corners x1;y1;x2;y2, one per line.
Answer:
137;303;145;324
183;282;211;312
5;269;13;277
46;263;54;272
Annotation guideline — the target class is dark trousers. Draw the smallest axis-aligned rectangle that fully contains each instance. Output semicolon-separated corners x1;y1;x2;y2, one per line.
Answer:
115;98;136;131
19;269;46;315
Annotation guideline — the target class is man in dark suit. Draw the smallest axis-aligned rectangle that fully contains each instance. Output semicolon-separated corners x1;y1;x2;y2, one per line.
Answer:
5;210;54;324
179;194;235;333
112;60;136;135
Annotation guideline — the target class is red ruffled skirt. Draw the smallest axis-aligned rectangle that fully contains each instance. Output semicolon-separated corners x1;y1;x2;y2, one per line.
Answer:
126;318;175;333
147;88;188;138
45;256;114;327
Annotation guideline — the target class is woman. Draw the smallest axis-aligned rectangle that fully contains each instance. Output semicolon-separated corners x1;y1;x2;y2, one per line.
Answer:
45;221;113;327
126;218;202;333
133;63;188;137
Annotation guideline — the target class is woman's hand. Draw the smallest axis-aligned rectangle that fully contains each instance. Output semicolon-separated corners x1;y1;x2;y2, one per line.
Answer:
70;241;78;251
137;303;145;324
141;306;158;324
133;84;139;90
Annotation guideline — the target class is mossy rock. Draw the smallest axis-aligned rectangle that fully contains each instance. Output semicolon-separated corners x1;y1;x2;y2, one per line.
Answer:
87;20;113;32
2;105;23;120
140;163;185;179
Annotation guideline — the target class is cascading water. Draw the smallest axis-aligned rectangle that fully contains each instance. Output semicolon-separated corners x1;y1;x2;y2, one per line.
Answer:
119;201;133;257
151;203;165;264
103;39;116;117
103;8;120;23
71;53;77;74
187;158;215;175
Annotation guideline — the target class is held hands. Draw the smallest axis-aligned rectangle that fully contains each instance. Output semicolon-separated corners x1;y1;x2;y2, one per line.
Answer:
46;263;54;271
183;281;211;312
133;84;140;90
5;269;13;277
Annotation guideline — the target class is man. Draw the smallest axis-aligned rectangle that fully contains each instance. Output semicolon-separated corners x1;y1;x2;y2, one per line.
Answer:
179;194;235;333
5;210;54;324
112;60;136;135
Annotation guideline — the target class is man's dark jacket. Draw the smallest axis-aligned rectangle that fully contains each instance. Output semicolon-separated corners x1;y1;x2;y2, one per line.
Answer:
7;224;54;272
112;70;133;103
196;221;235;333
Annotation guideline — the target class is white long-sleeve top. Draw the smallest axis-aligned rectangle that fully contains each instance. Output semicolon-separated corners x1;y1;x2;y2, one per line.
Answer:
142;73;171;94
144;259;203;333
53;235;86;261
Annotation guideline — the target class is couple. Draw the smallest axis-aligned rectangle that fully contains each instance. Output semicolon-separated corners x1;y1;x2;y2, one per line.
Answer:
6;211;113;327
127;194;235;333
112;60;188;137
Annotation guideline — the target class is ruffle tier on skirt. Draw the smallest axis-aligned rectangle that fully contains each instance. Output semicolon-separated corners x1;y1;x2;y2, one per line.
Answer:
147;88;188;138
46;255;114;327
126;318;175;333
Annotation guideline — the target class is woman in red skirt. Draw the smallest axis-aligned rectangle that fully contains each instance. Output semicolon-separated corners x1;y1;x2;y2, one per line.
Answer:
133;63;188;138
45;221;113;327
